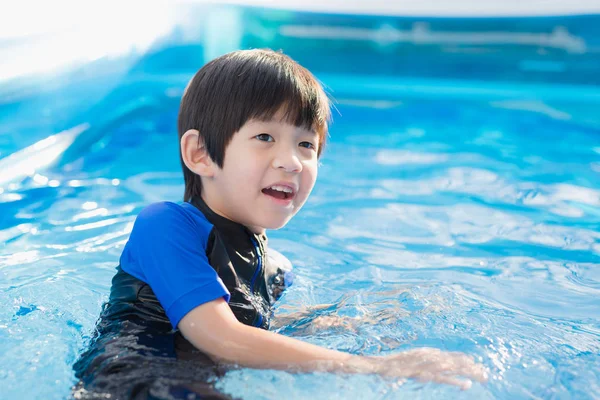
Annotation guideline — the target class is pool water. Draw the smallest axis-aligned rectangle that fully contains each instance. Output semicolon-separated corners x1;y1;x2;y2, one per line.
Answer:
1;6;600;400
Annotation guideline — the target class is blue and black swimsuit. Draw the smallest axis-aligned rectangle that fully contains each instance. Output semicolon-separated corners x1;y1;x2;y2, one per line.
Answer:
73;196;291;399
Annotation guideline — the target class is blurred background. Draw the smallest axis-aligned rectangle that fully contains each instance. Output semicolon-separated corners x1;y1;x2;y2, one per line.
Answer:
1;1;599;399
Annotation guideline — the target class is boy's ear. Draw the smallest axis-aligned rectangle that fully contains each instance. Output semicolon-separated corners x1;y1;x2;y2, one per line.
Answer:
180;129;216;178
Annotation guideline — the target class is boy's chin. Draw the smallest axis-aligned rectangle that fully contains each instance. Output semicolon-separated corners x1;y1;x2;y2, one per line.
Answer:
255;217;293;231
245;219;289;234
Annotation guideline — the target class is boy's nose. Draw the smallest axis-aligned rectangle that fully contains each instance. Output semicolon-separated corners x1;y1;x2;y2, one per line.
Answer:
272;151;302;173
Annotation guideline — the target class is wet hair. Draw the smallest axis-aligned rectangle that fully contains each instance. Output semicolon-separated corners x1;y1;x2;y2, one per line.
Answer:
178;49;332;202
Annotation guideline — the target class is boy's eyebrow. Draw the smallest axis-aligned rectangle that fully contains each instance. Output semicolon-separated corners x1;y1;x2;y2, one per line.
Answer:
253;119;319;137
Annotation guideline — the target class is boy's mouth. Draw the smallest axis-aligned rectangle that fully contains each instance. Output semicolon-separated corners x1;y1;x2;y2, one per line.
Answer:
261;184;296;201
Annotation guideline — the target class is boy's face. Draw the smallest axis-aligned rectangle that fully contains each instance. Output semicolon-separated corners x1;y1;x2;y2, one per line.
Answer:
203;111;320;233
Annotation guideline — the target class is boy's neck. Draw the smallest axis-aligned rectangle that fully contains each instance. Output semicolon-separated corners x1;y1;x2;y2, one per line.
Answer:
199;191;266;235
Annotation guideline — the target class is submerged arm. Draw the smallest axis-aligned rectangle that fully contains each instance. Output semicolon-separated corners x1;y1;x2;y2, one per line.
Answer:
179;298;487;389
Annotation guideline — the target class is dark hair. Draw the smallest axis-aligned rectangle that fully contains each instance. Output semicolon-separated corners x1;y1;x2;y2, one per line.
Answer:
178;49;331;202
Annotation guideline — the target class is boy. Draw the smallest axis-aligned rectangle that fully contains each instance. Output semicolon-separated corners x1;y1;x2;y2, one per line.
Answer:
74;49;486;399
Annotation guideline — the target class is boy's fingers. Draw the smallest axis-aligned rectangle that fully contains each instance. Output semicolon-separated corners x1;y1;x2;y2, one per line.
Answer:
387;348;488;384
454;363;488;383
433;376;473;390
449;356;487;382
439;353;487;381
413;371;473;390
429;355;488;383
473;366;489;383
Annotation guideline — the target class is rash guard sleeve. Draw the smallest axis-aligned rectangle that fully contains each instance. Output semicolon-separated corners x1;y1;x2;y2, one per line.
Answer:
119;201;230;329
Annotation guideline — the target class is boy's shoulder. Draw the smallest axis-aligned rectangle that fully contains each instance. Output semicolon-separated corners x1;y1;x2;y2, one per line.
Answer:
133;201;213;236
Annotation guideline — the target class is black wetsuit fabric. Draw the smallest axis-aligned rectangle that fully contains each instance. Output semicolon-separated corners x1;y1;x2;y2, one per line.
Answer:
73;197;288;399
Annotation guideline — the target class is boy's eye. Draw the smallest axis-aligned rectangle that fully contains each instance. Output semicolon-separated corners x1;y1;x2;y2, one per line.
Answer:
256;133;274;142
299;141;316;150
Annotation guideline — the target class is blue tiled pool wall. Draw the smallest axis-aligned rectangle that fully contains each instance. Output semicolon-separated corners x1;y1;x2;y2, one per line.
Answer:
136;6;600;86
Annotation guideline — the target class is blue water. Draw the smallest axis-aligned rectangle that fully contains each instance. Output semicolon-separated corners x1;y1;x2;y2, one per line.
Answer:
1;6;600;399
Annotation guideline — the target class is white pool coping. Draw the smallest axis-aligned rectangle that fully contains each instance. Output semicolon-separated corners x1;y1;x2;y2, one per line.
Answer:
216;0;600;17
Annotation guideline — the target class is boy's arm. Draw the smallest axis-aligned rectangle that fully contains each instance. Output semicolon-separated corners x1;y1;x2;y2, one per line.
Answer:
179;298;352;370
179;298;488;389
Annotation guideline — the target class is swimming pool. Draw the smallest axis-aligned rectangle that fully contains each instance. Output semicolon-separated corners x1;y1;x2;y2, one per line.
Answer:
1;4;599;399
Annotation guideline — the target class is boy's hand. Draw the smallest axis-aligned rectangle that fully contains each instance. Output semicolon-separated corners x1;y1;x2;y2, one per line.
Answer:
180;299;487;390
352;348;488;390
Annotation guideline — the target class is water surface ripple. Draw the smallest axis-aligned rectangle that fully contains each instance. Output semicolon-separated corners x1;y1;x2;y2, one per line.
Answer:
1;89;599;399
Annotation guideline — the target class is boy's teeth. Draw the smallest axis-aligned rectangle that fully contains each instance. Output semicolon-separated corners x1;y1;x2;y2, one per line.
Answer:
268;185;293;193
